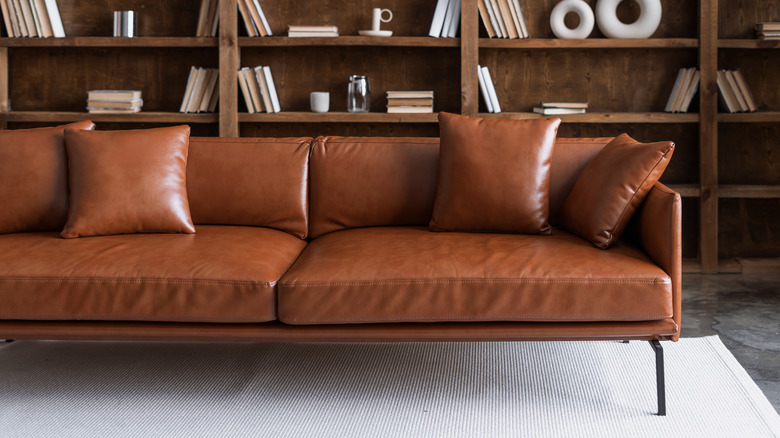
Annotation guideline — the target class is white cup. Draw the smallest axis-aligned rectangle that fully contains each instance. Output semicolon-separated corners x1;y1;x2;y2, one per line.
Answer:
310;91;330;113
372;8;393;31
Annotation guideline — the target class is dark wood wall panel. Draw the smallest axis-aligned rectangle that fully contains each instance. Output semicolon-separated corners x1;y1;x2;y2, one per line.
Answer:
719;199;780;257
9;48;217;112
719;49;780;110
57;0;200;37
718;123;780;185
719;0;780;38
479;49;698;112
682;198;700;259
240;47;460;113
240;123;439;138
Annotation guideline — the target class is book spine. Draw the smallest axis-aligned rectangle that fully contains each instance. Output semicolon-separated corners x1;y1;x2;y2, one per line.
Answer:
28;0;43;36
19;0;36;36
236;0;257;37
505;0;523;39
664;68;684;113
488;0;507;38
477;0;496;38
428;0;449;38
179;66;198;113
680;70;700;113
253;0;272;36
33;0;51;37
253;67;271;112
195;0;210;36
43;0;64;37
513;0;529;38
481;66;501;113
237;68;255;113
263;66;281;113
0;0;14;37
477;65;494;113
446;0;461;38
244;67;265;112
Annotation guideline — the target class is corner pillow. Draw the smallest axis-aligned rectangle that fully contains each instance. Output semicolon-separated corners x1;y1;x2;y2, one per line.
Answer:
0;120;96;234
61;125;196;238
429;112;561;234
559;133;675;249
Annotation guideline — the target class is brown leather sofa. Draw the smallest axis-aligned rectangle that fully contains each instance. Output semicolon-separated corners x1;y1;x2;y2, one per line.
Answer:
0;135;681;415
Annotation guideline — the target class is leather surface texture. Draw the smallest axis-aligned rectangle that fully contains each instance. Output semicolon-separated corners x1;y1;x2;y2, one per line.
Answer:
0;226;306;323
61;125;196;238
0;120;95;234
308;136;440;239
278;227;673;325
429;112;561;234
187;137;311;238
559;133;675;249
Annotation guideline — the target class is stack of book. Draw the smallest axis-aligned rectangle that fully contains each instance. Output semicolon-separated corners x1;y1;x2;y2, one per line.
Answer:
756;22;780;40
532;102;587;115
716;69;757;113
87;90;142;114
288;25;338;37
478;0;529;39
195;0;219;37
386;91;434;113
428;0;460;38
196;0;273;37
664;67;700;113
237;66;281;113
477;65;501;113
179;67;220;113
0;0;65;37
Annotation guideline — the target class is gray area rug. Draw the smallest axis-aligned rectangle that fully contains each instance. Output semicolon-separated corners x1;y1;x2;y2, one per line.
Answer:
0;336;778;437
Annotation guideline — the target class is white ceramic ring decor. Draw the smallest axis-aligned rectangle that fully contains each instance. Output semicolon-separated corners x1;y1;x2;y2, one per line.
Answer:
596;0;662;39
550;0;595;39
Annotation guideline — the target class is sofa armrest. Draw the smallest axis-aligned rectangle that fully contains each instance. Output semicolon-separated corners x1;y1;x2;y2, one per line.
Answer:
635;182;682;341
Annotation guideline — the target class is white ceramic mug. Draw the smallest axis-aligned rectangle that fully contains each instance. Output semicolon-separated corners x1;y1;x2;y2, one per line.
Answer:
372;8;393;31
310;91;330;112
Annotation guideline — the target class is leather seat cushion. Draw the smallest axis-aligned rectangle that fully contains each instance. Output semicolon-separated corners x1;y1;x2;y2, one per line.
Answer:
278;227;672;325
0;226;306;323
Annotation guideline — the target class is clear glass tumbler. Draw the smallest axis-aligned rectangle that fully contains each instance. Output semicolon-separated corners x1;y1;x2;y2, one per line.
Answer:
347;75;370;113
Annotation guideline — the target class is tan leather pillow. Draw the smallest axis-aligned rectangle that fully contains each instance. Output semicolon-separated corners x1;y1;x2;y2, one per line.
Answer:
61;125;196;238
559;133;675;249
0;121;96;234
430;112;561;234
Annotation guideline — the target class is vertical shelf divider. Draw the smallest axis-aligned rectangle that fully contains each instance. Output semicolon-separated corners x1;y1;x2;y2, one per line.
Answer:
699;0;719;272
461;0;479;116
219;0;239;137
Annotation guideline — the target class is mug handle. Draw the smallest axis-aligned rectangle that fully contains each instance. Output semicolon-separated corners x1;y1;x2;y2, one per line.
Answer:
380;9;393;23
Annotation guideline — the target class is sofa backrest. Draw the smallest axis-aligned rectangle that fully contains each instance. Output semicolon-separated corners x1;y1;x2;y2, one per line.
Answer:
308;136;613;238
186;137;311;238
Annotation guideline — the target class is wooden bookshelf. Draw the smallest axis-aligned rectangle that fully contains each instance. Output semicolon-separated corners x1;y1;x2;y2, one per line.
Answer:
0;0;778;272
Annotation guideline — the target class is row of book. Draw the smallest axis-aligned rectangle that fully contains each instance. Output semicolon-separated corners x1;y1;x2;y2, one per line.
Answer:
386;91;433;113
717;69;757;113
533;102;587;115
429;0;460;38
196;0;273;37
87;90;142;114
756;22;780;40
288;25;338;38
237;66;281;113
664;68;700;113
0;0;64;37
478;0;529;39
179;67;220;114
477;65;501;113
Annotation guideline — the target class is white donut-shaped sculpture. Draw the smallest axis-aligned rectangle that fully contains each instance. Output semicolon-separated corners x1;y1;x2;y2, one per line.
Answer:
550;0;595;39
596;0;662;39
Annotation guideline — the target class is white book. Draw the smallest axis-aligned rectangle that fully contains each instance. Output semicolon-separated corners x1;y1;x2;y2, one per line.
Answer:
252;0;272;36
11;0;28;37
481;66;501;113
262;66;281;113
532;107;586;115
488;0;508;38
1;0;15;37
288;31;339;37
33;0;51;37
28;0;42;36
199;69;219;112
725;70;748;112
386;91;434;99
512;0;529;38
43;0;64;37
446;0;461;38
386;106;433;113
664;68;685;113
237;68;255;113
253;66;272;112
236;0;257;36
244;67;264;112
483;0;503;38
441;0;457;38
186;67;209;113
505;0;524;39
679;69;700;113
18;0;35;36
243;0;266;36
716;70;738;113
179;67;197;112
288;25;338;32
428;0;449;38
477;65;494;113
671;68;692;113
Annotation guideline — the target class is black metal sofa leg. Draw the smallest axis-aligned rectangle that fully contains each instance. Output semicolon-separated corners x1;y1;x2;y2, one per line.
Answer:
649;340;667;416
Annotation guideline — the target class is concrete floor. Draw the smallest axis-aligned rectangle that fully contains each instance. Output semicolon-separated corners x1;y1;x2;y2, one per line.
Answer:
682;273;780;413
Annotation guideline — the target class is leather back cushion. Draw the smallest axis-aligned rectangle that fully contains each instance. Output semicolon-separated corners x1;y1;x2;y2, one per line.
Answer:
186;137;311;238
308;136;612;238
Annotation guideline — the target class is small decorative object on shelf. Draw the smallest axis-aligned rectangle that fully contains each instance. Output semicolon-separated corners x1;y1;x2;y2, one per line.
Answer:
480;0;529;38
664;68;700;113
596;0;661;39
359;8;393;37
87;90;142;114
550;0;594;39
347;75;371;113
1;0;65;37
477;65;501;113
310;92;330;113
532;101;588;115
386;90;433;113
429;0;460;38
236;66;280;113
288;25;338;37
756;22;780;40
113;11;137;37
179;67;220;113
716;69;757;113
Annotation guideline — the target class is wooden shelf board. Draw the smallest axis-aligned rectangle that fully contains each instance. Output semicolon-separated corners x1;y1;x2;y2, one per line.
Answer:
479;38;698;49
667;184;701;197
718;39;780;49
239;111;439;123
718;185;780;198
717;111;780;123
0;37;218;47
1;111;218;123
478;112;698;123
239;36;460;47
735;257;780;273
